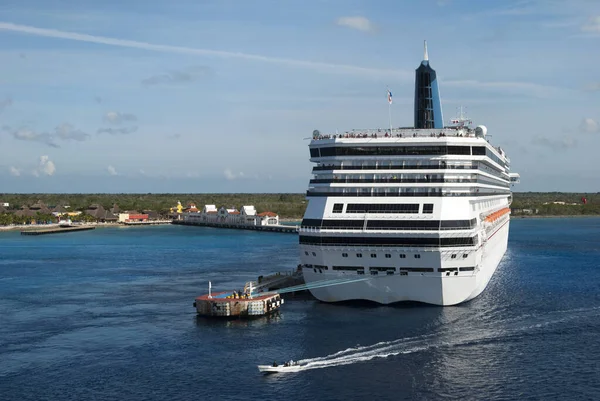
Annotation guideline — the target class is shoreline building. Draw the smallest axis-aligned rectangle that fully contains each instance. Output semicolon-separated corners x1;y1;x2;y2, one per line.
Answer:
182;205;279;226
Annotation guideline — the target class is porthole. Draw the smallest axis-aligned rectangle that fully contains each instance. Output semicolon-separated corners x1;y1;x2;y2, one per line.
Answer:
370;254;377;258
463;254;468;258
414;254;421;259
342;253;348;257
385;254;391;258
451;254;457;259
304;251;309;256
399;254;406;259
356;253;363;258
312;252;316;256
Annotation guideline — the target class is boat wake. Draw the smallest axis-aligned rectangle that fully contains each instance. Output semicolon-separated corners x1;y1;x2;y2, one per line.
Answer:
287;306;600;373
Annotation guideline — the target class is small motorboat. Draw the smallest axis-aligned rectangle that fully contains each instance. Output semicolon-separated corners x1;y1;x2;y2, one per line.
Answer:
258;360;301;374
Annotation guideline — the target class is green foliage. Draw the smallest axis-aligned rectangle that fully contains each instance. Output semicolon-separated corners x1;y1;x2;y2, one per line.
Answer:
0;193;309;220
0;212;56;226
512;192;600;216
2;192;600;227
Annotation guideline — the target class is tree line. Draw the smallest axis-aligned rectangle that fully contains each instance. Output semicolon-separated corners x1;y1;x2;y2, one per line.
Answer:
1;192;599;224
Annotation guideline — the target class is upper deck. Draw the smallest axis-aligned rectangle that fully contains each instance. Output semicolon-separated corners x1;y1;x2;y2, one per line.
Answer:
312;127;476;142
309;126;509;165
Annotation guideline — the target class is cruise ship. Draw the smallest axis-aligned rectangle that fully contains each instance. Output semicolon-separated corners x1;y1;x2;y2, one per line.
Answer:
299;42;520;306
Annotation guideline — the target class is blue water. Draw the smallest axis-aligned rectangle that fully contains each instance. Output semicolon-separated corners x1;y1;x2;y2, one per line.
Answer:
1;219;600;400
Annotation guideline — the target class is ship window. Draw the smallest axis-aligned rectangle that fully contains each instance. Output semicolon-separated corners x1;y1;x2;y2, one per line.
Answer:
451;254;457;259
356;253;363;258
399;267;433;272
400;254;406;258
370;253;377;258
332;203;343;213
385;254;391;258
448;146;471;155
312;252;316;256
463;254;468;258
310;148;320;158
346;203;419;214
423;204;434;214
414;254;421;259
370;271;379;275
342;253;348;257
304;251;308;255
472;146;486;156
459;266;475;272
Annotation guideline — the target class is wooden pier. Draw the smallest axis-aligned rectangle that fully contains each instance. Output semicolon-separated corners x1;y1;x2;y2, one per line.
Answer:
20;226;96;236
123;220;172;226
172;220;299;234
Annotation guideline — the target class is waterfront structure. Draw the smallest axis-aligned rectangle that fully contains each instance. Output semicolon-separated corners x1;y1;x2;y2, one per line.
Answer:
118;212;149;223
194;282;284;318
182;205;279;226
299;43;520;306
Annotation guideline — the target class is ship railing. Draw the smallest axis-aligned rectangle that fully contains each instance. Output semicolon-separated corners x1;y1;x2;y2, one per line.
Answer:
312;163;477;171
312;127;476;141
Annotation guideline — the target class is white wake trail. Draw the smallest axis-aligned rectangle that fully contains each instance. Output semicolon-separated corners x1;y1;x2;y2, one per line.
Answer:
289;306;600;373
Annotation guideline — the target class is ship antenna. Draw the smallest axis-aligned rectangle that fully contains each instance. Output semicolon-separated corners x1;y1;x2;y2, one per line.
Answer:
424;40;429;61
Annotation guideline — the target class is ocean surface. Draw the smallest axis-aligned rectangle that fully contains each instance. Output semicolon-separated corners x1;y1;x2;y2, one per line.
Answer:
1;218;599;401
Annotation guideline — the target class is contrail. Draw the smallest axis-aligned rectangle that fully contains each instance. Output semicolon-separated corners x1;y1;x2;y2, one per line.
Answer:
0;22;411;79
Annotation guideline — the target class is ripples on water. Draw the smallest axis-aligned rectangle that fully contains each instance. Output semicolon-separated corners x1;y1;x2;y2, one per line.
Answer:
1;219;600;401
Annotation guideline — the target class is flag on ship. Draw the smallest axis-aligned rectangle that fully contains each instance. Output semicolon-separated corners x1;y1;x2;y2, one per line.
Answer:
387;89;393;104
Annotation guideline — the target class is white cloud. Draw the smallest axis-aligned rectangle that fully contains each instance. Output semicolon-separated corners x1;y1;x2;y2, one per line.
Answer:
9;166;20;176
7;123;89;147
581;16;600;32
584;82;600;92
54;123;90;141
36;155;56;176
580;118;599;134
336;16;374;32
224;168;244;180
142;66;212;86
97;126;138;135
104;111;137;124
0;22;407;78
107;165;118;176
0;97;12;114
532;135;577;151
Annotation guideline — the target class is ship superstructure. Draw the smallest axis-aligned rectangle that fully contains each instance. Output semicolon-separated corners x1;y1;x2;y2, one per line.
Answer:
299;42;519;306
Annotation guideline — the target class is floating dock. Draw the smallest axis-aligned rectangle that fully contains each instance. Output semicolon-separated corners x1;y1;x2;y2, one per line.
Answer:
20;226;96;236
194;282;284;318
172;220;298;234
194;291;284;318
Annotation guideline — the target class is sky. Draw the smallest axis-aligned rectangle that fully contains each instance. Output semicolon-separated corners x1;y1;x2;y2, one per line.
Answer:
0;0;599;193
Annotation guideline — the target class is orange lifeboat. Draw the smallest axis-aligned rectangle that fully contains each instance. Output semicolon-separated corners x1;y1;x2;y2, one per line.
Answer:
484;207;510;223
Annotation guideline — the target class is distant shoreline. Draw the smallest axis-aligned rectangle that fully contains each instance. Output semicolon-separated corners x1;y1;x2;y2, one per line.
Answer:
2;215;598;232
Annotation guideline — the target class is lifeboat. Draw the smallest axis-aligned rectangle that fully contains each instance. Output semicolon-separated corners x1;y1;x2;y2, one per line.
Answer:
484;207;510;223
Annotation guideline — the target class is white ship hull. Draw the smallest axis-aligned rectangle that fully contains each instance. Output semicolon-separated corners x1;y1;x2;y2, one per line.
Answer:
302;220;509;306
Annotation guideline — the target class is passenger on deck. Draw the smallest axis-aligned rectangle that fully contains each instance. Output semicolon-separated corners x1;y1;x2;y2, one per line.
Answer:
272;361;278;367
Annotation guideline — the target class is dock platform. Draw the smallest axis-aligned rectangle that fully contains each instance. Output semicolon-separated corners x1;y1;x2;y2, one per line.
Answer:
20;226;96;235
172;220;298;234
